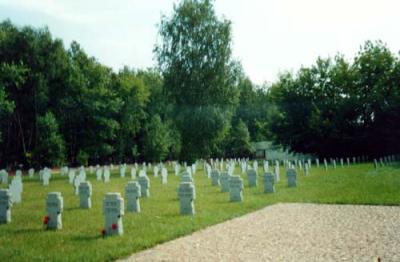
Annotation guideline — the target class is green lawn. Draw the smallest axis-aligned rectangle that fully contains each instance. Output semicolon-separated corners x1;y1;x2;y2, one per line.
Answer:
0;162;399;261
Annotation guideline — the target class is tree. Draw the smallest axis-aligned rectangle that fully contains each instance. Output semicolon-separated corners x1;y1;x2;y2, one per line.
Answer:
144;114;171;162
226;119;253;157
155;0;240;162
33;112;65;167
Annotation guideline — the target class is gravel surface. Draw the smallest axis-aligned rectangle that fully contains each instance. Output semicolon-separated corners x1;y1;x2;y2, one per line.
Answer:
119;203;400;262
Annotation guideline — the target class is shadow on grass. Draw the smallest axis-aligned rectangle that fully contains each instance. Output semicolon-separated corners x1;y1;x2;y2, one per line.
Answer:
12;228;43;234
71;234;101;242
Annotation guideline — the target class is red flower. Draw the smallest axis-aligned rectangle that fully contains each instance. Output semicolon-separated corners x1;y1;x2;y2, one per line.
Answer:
43;216;50;225
111;223;118;230
101;228;106;237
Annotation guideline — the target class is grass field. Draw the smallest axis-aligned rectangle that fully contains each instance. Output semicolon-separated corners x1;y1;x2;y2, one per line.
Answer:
0;162;399;261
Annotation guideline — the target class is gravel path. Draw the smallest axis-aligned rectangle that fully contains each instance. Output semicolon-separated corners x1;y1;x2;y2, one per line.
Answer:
120;203;400;262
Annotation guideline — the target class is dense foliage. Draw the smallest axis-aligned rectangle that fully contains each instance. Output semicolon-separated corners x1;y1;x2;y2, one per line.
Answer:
1;0;399;167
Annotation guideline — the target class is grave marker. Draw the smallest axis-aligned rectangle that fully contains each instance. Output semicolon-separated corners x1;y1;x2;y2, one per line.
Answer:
286;169;297;187
0;189;12;223
103;193;124;236
247;169;257;187
125;181;141;212
177;182;195;215
45;192;63;230
229;176;243;202
263;172;275;193
79;181;92;209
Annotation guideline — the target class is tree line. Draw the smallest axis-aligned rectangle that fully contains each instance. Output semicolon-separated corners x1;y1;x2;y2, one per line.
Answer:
1;0;399;168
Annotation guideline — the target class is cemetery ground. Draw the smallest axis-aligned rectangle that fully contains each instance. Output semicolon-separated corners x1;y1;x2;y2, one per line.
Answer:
0;163;400;261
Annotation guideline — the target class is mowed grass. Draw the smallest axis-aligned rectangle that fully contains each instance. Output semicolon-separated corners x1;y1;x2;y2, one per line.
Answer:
0;162;399;261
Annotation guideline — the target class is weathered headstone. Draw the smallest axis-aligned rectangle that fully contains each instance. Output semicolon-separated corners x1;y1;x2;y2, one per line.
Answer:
263;172;275;193
45;192;63;230
229;175;243;202
0;170;8;184
286;169;297;187
274;165;280;182
161;168;168;185
79;181;92;209
28;168;35;178
219;172;230;192
9;178;22;203
0;189;12;223
333;159;337;169
316;159;320;167
324;159;328;171
138;175;150;197
125;181;141;212
211;170;220;186
374;159;378;170
130;167;136;179
103;167;110;183
103;193;124;236
43;170;50;186
120;164;126;178
177;182;195;215
304;163;310;176
96;168;103;181
247;169;257;187
68;169;75;184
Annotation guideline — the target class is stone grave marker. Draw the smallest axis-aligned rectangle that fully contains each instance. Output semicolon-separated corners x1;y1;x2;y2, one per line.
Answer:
153;166;159;177
324;159;328;171
347;158;350;166
177;182;195;215
68;169;75;184
247;168;257;187
211;170;220;186
374;159;378;170
125;181;141;212
0;189;12;223
286;168;297;187
130;167;137;179
229;175;243;202
73;176;81;195
120;164;126;178
138;175;150;197
96;168;103;181
274;165;280;182
333;159;337;169
340;158;344;168
219;172;230;192
103;193;124;236
28;168;34;178
104;167;110;183
316;158;320;167
263;172;275;193
45;192;63;230
161;168;168;185
43;170;50;186
304;163;309;176
79;181;92;209
10;177;22;203
0;170;8;184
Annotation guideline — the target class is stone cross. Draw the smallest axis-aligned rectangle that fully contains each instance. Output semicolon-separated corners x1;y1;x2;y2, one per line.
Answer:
211;170;220;186
219;172;230;192
0;170;8;184
68;169;75;184
153;166;159;177
174;164;180;176
46;192;63;230
247;169;257;187
103;167;110;183
286;168;297;187
103;193;124;236
274;165;280;182
96;168;103;181
229;175;243;202
79;181;92;209
161;168;168;185
177;182;195;215
130;167;136;179
138;175;150;197
125;181;141;213
120;165;126;178
28;168;35;178
43;170;50;186
0;189;12;223
304;163;309;176
73;175;82;195
263;172;275;193
9;177;22;203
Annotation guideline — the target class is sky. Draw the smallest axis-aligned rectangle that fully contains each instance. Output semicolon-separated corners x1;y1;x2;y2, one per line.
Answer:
0;0;399;85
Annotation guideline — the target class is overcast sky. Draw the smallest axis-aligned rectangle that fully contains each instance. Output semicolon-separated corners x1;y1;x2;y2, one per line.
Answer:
1;0;399;84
